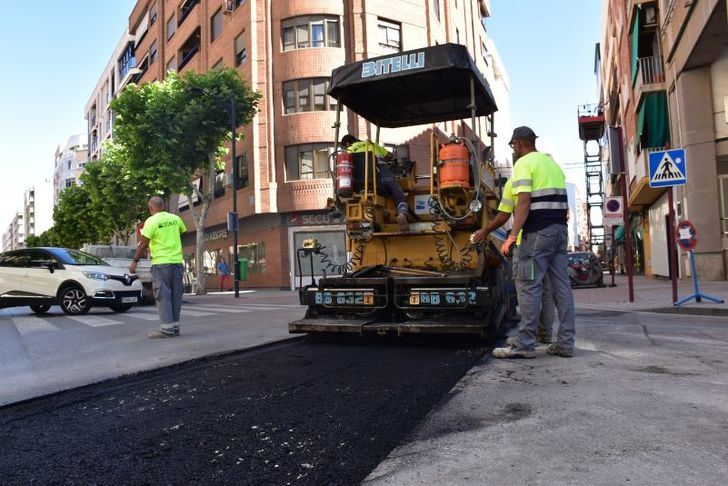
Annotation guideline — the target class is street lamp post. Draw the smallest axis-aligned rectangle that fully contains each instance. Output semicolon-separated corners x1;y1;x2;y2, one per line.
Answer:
229;98;240;299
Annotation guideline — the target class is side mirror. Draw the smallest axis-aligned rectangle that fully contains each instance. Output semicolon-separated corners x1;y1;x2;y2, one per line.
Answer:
41;262;56;274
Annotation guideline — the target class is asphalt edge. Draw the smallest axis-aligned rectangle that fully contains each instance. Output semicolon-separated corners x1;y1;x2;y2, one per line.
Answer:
0;335;304;411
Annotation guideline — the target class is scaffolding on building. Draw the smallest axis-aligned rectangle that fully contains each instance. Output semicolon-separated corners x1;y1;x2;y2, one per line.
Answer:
577;103;606;253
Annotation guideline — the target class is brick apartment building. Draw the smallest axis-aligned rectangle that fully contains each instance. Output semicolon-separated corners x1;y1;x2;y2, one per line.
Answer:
599;0;727;280
90;0;510;289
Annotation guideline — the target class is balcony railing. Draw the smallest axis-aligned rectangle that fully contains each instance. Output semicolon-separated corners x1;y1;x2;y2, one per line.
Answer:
178;44;200;70
637;56;664;85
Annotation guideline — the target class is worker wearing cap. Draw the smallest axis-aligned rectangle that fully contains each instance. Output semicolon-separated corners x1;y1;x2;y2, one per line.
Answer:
472;178;555;344
492;126;575;358
341;134;409;230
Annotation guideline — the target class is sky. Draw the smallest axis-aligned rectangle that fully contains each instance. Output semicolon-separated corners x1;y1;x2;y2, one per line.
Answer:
488;0;604;188
0;0;136;228
0;0;604;230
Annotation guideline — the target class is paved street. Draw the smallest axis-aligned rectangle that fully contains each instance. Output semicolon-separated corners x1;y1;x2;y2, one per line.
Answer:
0;291;302;406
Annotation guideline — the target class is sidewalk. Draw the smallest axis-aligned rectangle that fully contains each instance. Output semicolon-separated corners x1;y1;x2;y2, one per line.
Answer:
572;274;728;314
366;298;728;485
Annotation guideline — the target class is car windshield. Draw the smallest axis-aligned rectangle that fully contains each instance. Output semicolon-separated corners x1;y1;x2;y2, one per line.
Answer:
52;249;109;266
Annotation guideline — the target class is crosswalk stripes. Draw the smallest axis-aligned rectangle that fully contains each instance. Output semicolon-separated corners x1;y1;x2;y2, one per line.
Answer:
132;307;217;317
12;316;60;335
193;304;280;312
186;305;252;314
125;312;161;321
65;315;122;327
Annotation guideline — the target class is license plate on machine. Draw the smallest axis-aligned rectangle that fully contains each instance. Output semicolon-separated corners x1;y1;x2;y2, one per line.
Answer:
121;296;138;303
408;290;475;306
314;290;375;306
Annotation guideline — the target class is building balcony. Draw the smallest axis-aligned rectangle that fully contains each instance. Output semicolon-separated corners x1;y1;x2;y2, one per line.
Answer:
634;55;665;103
627;146;667;211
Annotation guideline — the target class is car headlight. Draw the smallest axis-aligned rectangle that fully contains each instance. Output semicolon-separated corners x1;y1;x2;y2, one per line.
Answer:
82;271;109;280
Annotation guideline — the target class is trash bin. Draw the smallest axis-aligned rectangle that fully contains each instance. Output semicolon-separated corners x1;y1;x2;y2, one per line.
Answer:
238;258;249;281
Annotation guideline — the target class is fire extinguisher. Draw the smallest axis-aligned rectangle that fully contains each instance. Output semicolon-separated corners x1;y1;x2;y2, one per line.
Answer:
336;152;354;198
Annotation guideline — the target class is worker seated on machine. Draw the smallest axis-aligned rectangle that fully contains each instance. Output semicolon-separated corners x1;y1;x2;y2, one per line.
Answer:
341;134;409;230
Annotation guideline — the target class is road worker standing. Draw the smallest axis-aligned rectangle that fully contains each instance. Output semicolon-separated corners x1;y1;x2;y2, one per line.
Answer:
490;127;575;358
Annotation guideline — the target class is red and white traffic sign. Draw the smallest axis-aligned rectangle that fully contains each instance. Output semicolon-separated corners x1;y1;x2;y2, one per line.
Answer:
675;220;698;251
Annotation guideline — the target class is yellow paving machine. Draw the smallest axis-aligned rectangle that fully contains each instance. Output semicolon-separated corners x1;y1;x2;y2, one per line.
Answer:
289;44;516;337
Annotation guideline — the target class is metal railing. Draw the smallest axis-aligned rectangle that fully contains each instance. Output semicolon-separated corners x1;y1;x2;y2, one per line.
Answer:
637;55;665;85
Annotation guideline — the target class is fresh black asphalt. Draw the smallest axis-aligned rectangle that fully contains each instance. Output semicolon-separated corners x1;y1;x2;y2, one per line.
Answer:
0;336;487;485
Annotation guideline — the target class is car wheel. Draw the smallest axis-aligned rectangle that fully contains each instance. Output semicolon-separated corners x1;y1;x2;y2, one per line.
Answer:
109;303;133;313
59;285;91;315
30;304;52;316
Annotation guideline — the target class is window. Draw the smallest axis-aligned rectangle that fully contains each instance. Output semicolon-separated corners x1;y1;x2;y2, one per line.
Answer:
65;178;75;189
150;2;158;24
0;252;26;267
378;18;401;52
214;171;226;198
480;41;488;66
238;241;266;274
167;57;177;72
235;0;245;6
211;8;223;43
178;29;201;70
178;0;199;26
285;143;333;181
433;0;440;21
150;40;158;64
236;153;249;188
282;78;335;114
167;15;176;40
212;58;224;69
118;43;136;80
281;16;340;51
235;33;246;66
67;160;72;170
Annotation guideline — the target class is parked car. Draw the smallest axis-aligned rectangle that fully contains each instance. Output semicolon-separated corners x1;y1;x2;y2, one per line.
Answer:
81;245;154;304
0;247;143;315
568;251;605;288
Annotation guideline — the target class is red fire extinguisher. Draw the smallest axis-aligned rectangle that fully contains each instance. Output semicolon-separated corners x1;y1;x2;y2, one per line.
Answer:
336;152;354;198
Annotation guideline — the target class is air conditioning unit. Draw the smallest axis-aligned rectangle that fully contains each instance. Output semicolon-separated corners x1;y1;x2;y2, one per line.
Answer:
644;6;658;27
223;0;234;14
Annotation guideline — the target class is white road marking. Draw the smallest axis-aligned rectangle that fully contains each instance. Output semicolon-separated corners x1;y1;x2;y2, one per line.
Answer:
186;305;252;313
65;315;122;327
126;312;161;321
194;304;279;312
132;307;216;317
12;317;60;335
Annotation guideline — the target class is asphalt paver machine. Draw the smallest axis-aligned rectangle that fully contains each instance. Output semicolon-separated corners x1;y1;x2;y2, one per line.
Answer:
289;44;516;337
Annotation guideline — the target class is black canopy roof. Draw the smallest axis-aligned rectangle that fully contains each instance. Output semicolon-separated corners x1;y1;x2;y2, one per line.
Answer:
328;43;497;128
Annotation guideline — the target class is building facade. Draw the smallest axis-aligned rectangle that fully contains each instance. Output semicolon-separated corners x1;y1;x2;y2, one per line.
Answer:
2;213;24;252
23;180;54;240
599;0;727;280
53;134;89;205
102;0;508;289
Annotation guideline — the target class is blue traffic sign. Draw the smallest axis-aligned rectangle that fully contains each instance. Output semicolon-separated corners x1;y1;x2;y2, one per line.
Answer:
649;149;687;188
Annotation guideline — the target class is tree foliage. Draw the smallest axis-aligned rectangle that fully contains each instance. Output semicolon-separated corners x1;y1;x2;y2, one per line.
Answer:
110;68;260;293
49;184;102;249
81;143;151;245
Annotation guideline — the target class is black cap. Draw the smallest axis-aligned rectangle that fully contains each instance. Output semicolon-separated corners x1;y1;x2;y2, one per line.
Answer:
509;126;538;144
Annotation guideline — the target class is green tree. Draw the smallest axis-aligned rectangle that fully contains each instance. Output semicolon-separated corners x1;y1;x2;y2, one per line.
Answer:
111;69;259;294
51;184;103;249
82;143;150;245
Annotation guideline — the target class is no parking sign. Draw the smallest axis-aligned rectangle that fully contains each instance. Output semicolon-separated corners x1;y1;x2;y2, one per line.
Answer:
675;220;698;251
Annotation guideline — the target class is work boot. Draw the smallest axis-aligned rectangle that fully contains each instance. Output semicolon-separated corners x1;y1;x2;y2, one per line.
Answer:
147;330;179;339
492;344;535;359
396;212;408;231
546;343;574;358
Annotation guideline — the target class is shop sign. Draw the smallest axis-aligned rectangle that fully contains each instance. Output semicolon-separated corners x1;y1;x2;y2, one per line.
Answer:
287;212;344;226
204;229;229;242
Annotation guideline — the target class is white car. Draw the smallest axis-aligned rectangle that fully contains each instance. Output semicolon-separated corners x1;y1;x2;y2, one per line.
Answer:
0;247;143;316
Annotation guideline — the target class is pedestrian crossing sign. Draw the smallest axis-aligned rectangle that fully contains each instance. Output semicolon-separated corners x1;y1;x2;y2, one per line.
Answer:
648;149;687;188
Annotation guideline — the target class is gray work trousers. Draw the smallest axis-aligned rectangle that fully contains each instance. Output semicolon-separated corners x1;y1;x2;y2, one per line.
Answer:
514;246;554;337
151;263;184;333
514;224;575;351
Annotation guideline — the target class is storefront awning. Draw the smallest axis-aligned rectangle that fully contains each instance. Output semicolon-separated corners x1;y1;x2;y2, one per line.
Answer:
631;8;640;85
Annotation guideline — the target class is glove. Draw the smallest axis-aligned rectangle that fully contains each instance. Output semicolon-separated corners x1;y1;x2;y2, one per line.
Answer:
500;235;517;257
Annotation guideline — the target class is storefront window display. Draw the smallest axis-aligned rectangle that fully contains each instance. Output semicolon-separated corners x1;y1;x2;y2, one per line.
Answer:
238;242;266;273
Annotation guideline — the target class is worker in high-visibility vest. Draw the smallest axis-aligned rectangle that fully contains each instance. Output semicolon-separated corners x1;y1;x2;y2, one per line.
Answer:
491;127;576;359
472;178;555;344
341;134;409;230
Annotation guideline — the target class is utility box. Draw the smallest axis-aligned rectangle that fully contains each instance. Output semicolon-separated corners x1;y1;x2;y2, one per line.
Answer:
238;258;249;281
